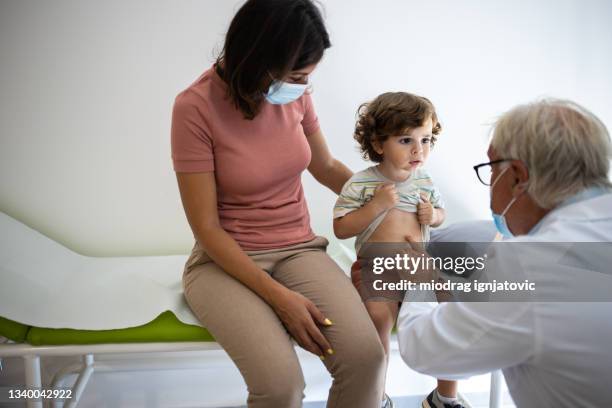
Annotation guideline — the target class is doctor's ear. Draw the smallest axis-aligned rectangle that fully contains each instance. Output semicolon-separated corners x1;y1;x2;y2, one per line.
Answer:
510;160;529;194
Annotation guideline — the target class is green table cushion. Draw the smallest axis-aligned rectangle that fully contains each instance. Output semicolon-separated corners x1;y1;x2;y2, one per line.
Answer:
0;316;31;342
1;311;215;346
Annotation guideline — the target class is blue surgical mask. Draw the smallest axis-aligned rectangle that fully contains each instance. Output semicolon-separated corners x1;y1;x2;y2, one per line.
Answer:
491;204;517;239
490;167;520;239
265;80;308;105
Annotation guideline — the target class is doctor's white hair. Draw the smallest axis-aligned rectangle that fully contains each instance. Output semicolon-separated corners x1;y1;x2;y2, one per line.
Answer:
491;99;612;209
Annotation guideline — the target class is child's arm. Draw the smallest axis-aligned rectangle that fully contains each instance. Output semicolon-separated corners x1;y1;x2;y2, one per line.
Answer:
334;184;398;239
432;208;446;227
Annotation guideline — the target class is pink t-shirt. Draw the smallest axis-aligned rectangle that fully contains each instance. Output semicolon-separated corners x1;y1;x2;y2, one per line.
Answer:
171;66;320;250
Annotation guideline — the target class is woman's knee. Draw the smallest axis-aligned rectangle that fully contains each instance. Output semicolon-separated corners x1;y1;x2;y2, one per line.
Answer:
334;329;386;375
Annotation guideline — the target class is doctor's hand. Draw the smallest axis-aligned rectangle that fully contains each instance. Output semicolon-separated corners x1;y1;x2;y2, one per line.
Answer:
417;194;434;225
370;183;399;212
399;235;438;284
270;287;333;359
402;235;452;302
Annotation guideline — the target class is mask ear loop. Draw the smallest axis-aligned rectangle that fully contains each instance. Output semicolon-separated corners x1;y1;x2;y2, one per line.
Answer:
490;166;509;199
500;194;519;217
265;71;282;96
492;165;528;217
502;178;530;216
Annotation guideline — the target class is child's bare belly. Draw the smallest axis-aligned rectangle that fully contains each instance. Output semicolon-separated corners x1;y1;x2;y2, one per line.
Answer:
366;208;422;244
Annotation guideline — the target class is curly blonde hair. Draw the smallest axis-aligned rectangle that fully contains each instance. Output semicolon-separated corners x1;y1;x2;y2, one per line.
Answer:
354;92;442;163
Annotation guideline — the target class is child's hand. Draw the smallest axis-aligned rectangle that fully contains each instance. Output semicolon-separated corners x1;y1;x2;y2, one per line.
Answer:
370;183;399;212
417;193;434;225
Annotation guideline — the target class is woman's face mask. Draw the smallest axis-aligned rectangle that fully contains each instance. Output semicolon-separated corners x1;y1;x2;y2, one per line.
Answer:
265;80;309;105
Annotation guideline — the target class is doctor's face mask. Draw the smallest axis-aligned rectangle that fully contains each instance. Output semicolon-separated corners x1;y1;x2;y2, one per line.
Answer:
490;166;520;239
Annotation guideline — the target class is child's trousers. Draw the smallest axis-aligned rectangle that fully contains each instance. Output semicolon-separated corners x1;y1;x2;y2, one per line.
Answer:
183;236;386;408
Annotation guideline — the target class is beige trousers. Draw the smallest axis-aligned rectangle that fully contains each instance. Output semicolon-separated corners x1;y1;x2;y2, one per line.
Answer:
183;236;386;408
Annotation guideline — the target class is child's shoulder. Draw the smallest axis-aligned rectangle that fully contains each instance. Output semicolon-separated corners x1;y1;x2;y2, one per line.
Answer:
351;166;379;180
346;166;383;185
340;166;382;194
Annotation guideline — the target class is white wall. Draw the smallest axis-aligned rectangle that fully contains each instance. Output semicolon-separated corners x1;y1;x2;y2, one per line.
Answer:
1;0;611;256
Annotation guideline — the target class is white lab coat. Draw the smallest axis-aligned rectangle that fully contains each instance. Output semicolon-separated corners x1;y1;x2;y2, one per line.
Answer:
397;191;612;408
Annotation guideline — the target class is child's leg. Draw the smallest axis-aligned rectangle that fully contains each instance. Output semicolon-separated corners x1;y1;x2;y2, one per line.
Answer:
365;301;399;405
352;261;400;404
436;379;458;398
364;301;399;355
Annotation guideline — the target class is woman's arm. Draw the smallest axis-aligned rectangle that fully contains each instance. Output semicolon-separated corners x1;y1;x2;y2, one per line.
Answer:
176;172;333;357
306;130;352;194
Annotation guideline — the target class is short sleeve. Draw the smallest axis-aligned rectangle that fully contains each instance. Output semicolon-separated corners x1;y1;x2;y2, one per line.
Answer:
301;92;320;137
416;169;444;209
171;91;215;173
430;185;445;209
334;178;366;219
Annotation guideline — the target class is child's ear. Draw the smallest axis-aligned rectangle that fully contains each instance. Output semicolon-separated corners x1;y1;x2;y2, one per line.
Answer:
372;140;383;155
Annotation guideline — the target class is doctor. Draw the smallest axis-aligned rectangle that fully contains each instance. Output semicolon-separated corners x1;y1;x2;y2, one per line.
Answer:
397;99;612;407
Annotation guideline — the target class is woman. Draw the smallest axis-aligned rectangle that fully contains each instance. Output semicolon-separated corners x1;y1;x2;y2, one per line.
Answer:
171;1;386;407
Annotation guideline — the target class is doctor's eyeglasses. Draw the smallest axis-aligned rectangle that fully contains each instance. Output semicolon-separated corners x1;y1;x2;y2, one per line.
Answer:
473;159;511;186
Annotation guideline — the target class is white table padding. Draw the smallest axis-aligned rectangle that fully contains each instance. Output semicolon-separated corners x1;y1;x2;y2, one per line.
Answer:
0;212;198;329
0;211;495;331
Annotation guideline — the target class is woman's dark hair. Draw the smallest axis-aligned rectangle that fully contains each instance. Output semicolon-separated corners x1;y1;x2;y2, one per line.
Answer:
354;92;442;163
216;0;331;119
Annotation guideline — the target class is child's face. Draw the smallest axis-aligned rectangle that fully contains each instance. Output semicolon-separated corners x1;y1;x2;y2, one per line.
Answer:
374;117;433;177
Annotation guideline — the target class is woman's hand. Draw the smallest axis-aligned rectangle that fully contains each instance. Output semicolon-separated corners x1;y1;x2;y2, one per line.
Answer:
177;173;336;348
270;286;333;358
